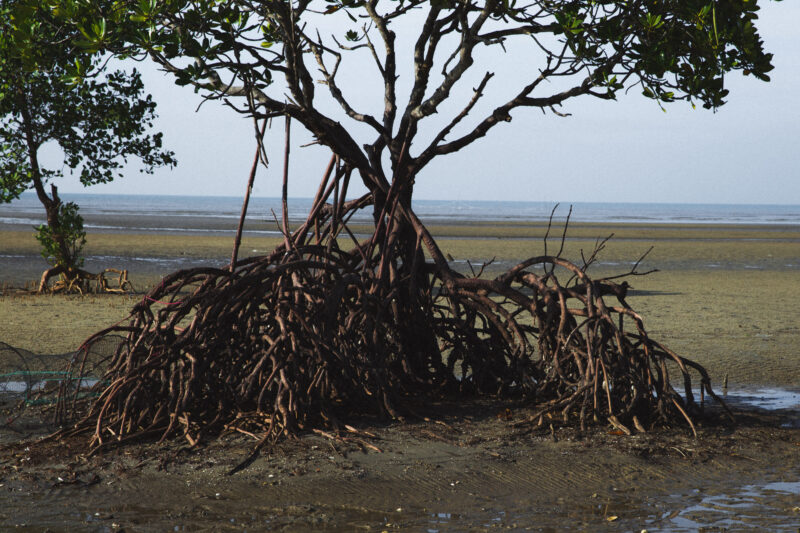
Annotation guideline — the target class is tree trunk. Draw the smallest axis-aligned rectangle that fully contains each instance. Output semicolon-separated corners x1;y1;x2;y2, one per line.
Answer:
18;90;74;273
369;173;449;389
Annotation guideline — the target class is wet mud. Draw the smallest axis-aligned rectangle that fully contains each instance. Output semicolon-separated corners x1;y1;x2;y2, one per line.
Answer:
1;396;799;532
1;222;799;531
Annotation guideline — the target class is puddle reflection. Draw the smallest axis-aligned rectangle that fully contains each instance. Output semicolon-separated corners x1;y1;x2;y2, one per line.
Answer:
659;481;800;532
723;387;800;411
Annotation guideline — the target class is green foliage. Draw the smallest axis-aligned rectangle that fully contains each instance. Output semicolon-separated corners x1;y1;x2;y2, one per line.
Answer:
1;0;177;204
1;0;175;270
9;0;779;195
548;0;777;108
34;201;86;269
29;0;777;111
0;63;176;202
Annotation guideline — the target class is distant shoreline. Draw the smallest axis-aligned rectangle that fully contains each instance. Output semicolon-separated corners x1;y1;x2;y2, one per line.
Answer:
4;192;799;229
2;221;799;290
3;213;800;239
9;190;800;207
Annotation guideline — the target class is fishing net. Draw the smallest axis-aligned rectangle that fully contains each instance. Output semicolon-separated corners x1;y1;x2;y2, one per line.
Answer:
0;336;123;428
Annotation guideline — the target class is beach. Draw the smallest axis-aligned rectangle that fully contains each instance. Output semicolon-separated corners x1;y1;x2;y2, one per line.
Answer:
1;215;799;531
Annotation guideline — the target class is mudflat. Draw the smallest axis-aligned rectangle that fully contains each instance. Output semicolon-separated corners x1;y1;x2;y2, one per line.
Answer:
0;222;799;531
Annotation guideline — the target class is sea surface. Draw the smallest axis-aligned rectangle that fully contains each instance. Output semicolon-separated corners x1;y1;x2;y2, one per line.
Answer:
2;193;799;235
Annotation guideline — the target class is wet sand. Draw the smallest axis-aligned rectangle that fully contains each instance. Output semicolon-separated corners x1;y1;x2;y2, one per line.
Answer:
2;399;799;531
1;222;799;531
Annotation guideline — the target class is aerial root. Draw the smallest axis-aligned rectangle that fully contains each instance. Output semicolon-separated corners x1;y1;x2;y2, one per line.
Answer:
55;190;726;454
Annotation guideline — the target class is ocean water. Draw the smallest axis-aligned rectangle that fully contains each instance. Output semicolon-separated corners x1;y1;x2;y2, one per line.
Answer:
1;193;799;234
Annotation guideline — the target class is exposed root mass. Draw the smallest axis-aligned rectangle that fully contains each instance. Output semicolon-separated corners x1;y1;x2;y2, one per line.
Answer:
58;173;728;452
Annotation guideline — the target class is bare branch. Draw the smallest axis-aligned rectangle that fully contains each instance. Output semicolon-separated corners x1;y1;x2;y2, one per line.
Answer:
417;71;494;163
308;36;386;135
477;23;561;41
364;1;398;133
398;4;446;139
410;0;499;121
361;26;386;77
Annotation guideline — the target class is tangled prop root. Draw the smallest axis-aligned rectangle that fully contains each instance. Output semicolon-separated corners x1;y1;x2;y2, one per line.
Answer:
59;185;728;452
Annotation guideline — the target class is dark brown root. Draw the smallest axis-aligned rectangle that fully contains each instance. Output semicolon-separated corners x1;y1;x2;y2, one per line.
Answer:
57;217;725;453
55;164;727;453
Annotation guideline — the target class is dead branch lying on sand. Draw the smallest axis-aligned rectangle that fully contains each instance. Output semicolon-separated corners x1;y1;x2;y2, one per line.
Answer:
54;181;730;462
38;267;133;295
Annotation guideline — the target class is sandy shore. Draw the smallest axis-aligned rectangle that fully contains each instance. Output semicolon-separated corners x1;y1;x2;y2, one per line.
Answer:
1;222;799;531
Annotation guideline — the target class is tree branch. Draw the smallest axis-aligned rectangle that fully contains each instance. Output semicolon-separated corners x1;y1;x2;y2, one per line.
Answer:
364;0;397;135
410;0;498;121
418;71;494;163
309;36;386;136
415;72;596;172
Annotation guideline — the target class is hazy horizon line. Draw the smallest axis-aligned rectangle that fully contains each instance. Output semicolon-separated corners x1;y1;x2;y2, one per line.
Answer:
15;191;800;208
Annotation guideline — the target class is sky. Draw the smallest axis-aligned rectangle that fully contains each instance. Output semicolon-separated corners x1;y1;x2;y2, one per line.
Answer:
51;1;799;205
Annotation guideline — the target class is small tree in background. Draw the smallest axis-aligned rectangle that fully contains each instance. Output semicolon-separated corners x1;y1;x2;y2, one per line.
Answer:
0;3;176;291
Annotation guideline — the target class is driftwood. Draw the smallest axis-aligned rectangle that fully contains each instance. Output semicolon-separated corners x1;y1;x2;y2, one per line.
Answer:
38;267;132;295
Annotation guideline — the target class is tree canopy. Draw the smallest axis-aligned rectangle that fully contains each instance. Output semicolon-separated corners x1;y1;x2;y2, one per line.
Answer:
15;0;777;201
0;63;175;202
